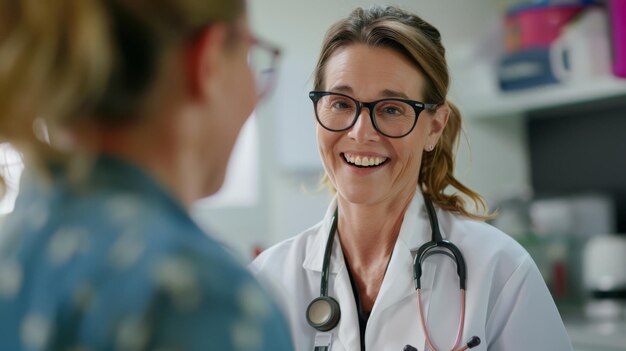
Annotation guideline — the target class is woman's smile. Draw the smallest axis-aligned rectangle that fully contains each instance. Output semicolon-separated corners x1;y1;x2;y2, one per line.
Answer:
341;152;389;168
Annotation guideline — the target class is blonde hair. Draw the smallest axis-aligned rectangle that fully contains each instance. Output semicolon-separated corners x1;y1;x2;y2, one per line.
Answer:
314;6;492;220
0;0;245;194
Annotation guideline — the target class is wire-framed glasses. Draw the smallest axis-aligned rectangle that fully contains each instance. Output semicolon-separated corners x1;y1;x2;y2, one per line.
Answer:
247;36;281;99
309;91;437;138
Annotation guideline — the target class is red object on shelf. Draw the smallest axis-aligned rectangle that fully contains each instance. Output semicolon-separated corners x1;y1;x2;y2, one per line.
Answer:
504;5;586;53
609;0;626;78
252;245;264;258
552;261;568;298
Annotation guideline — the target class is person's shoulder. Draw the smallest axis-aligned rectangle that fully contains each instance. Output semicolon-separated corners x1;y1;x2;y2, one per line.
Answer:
441;212;542;298
95;190;214;250
104;220;280;321
102;230;293;350
76;189;248;287
442;211;530;265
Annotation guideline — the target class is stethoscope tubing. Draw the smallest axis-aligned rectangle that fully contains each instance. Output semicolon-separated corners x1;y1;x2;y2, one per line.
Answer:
416;289;468;351
320;209;338;296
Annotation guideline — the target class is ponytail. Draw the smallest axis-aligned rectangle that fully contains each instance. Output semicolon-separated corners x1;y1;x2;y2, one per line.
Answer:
420;101;493;220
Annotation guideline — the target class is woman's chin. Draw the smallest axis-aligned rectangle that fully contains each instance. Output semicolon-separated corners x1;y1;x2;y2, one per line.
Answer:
336;186;386;206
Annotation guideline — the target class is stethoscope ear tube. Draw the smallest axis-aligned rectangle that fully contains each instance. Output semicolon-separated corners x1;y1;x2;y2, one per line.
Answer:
439;241;467;289
415;196;468;290
413;241;437;289
320;209;338;297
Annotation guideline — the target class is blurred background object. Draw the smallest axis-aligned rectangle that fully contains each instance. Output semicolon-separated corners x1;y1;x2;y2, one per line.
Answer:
498;1;617;91
609;0;626;78
583;234;626;320
503;2;586;53
549;8;612;82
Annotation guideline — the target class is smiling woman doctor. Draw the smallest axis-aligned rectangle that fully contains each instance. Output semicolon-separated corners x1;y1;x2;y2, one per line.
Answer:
251;6;572;351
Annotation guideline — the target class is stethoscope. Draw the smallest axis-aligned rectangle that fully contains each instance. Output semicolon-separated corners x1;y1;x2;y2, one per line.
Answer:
305;195;481;351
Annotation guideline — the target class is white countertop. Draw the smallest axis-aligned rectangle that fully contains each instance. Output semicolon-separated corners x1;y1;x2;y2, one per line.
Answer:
565;318;626;351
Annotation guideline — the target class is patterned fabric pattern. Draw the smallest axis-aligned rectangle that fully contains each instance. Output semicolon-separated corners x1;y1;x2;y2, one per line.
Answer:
0;156;293;351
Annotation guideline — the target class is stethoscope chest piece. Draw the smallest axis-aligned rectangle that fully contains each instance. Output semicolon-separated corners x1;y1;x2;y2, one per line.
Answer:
306;295;341;331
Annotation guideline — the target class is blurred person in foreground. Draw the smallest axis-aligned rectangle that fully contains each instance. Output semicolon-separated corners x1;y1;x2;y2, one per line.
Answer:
251;6;572;351
0;0;293;350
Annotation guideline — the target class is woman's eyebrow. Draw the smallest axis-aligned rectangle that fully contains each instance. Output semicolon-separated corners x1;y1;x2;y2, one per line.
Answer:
328;85;353;94
326;86;411;100
380;89;409;99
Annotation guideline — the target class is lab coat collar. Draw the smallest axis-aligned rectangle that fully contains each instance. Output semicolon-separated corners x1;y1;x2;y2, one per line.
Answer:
302;196;342;274
301;190;443;278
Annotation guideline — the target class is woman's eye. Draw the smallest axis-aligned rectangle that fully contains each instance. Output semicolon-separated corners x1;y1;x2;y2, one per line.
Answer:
332;101;351;110
383;107;401;114
379;105;404;116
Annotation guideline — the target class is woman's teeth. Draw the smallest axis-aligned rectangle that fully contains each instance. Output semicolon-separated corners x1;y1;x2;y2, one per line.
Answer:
343;153;387;167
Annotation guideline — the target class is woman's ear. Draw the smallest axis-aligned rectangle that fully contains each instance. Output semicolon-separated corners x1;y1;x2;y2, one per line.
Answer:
425;103;450;148
185;24;228;99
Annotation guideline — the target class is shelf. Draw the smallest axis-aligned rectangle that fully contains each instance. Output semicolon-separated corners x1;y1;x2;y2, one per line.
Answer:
453;75;626;119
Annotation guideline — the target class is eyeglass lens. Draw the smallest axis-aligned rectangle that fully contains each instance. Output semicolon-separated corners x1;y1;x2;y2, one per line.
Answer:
315;94;418;137
248;44;277;98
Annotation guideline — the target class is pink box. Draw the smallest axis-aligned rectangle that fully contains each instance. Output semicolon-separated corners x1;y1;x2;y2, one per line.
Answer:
609;0;626;78
505;5;586;53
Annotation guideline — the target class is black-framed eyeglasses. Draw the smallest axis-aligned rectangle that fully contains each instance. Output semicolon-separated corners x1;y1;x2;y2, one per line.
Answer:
309;91;437;138
247;36;281;99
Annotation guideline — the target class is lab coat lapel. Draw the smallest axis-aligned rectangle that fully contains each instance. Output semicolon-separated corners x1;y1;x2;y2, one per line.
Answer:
366;191;437;350
370;191;431;315
334;260;361;351
302;198;340;274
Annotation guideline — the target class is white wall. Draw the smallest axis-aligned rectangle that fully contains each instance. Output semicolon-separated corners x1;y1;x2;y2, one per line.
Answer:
191;0;531;262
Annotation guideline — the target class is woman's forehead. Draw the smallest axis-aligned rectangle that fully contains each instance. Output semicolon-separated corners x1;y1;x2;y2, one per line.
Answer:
323;44;425;100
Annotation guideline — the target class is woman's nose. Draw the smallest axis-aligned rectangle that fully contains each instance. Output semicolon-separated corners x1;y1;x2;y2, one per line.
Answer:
347;108;380;143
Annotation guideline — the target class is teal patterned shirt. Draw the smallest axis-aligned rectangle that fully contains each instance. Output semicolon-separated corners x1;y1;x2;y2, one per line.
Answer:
0;155;293;351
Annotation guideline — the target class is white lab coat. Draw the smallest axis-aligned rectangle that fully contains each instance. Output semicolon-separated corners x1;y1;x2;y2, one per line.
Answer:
250;191;573;351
